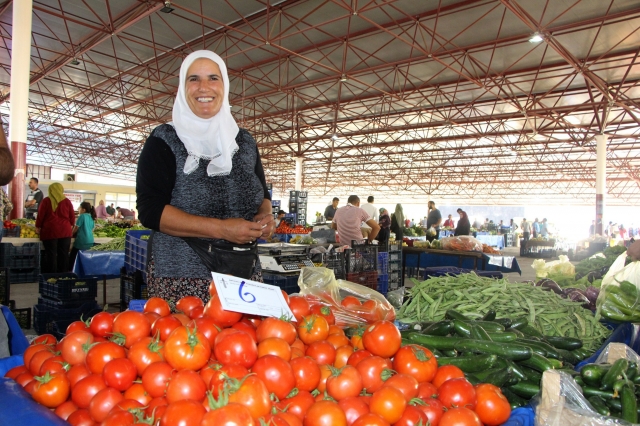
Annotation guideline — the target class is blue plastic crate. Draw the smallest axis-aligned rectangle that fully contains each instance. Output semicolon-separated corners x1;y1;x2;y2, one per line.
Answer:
1;226;20;238
0;241;40;269
33;300;101;335
273;233;293;243
271;200;281;207
377;252;388;274
262;272;299;294
377;274;389;295
124;230;150;277
128;300;146;312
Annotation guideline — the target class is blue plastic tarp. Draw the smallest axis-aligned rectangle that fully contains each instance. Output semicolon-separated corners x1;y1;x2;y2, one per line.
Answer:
0;378;68;425
575;322;640;370
483;254;522;275
1;306;29;357
502;406;535;426
72;250;124;279
476;234;505;249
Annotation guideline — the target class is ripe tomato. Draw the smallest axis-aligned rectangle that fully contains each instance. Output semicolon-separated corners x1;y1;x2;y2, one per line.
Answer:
474;384;511;426
145;297;171;317
338;396;369;425
356;356;393;393
347;350;372;367
123;382;152;406
188;317;221;348
173;312;191;326
351;334;364;350
66;320;89;334
160;399;206;426
142;361;174;398
326;365;363;401
175;295;204;316
128;335;164;376
310;305;336;325
394;405;428;426
54;400;78;420
258;337;292;360
152;315;183;341
101;410;135;426
164;325;211;370
103;358;137;391
85;341;126;374
341;296;361;308
227;374;271;420
276;411;303;426
290;356;321;392
232;319;258;342
23;343;51;367
316;363;333;393
39;355;67;376
392;344;437;384
288;296;310;322
145;311;161;324
256;317;297;344
305;340;336;365
67;363;90;387
72;374;107;408
326;333;350;349
439;407;482;426
417;382;439;400
432;365;465;388
201;402;256;426
189;305;205;319
209;363;249;397
28;348;55;375
303;400;347;426
381;373;418;402
252;355;296;400
351;413;389;426
276;390;315;420
145;396;169;418
66;408;94;426
214;329;257;368
335;345;354;368
298;315;330;345
89;311;114;338
362;320;400;358
14;371;34;387
112;310;151;348
203;294;242;327
89;387;124;422
31;372;70;408
4;365;27;380
369;386;406;424
32;334;57;346
437;378;476;410
166;369;207;403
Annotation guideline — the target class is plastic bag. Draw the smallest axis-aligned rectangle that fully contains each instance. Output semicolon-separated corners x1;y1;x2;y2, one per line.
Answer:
297;267;396;327
440;236;483;252
386;287;405;310
533;343;639;426
532;255;576;279
596;252;640;322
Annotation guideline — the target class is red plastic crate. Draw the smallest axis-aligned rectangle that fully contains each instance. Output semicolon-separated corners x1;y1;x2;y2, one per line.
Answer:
346;271;378;290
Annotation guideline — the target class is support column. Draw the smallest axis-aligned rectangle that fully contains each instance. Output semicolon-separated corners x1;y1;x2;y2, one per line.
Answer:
294;157;303;191
8;0;34;219
595;134;607;236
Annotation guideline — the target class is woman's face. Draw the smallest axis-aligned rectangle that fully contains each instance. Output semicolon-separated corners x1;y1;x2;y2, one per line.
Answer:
185;58;224;119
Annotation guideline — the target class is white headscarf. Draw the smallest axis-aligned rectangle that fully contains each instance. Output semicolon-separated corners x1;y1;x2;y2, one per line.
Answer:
172;50;239;176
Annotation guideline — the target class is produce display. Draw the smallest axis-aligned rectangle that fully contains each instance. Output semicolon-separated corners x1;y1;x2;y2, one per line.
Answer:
397;274;611;352
482;245;501;255
599;280;640;323
441;236;483;252
88;237;126;251
575;246;627;279
93;222;145;238
4;289;513;426
275;221;311;234
528;278;600;311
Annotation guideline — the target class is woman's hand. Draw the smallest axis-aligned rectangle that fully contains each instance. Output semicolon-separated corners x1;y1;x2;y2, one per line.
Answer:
629;240;640;261
254;199;275;238
220;218;264;245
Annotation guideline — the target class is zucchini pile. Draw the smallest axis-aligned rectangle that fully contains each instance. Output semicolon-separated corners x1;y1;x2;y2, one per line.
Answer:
577;359;639;423
401;309;594;408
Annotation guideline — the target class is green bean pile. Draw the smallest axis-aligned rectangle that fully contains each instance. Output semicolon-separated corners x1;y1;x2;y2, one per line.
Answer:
88;237;125;251
398;274;611;351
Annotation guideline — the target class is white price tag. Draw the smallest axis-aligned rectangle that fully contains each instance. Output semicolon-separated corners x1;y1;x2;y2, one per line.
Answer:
211;272;296;321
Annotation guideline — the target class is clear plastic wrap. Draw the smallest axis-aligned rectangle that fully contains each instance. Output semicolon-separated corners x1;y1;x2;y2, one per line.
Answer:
596;251;640;322
532;255;576;279
297;267;396;327
440;235;483;252
386;287;405;310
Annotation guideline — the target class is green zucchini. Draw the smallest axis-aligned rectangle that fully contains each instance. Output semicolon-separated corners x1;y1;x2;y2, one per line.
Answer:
469;321;505;332
470;324;493;341
517;353;562;372
493;317;512;328
543;336;583;351
620;382;638;423
452;319;472;338
518;324;544;338
574;375;585;386
601;359;629;390
509;317;529;330
436;354;498;373
445;309;470;321
506;381;540;399
510;329;526;339
486;332;518;343
514;338;551;358
515;338;561;360
556;349;580;365
422;320;454;336
626;362;638;381
588;396;611;416
501;387;528;409
453;339;532;361
520;366;543;382
407;322;435;332
441;348;458;357
464;374;481;386
613;379;633;394
606;397;640;414
582;386;615;399
405;334;461;351
504;360;529;381
473;367;515;388
482;310;497;321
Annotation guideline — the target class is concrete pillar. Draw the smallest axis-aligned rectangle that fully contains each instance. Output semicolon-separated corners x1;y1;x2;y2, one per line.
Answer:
595;134;607;236
8;0;34;219
294;157;303;191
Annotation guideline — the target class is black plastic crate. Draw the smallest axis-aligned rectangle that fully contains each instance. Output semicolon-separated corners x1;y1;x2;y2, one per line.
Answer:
10;307;31;329
346;271;378;290
33;300;101;335
51;320;74;340
0;268;9;306
388;259;401;273
39;273;98;301
262;272;299;294
290;190;307;198
345;243;378;274
0;242;40;269
38;296;88;309
2;226;20;238
120;269;147;311
323;252;346;280
9;268;40;284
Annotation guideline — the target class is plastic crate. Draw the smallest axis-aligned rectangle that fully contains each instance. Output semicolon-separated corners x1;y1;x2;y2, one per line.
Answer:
124;230;151;279
128;300;146;312
262;272;299;295
273;233;293;243
389;251;401;261
8;268;39;284
0;268;9;306
290;191;308;198
388;242;401;252
377;252;388;274
2;226;20;238
120;269;147;311
33;300;101;335
388;259;401;273
377;274;389;295
10;307;31;329
271;200;281;207
38;296;88;309
39;273;97;302
51;320;73;340
0;241;40;269
323;252;346;280
345;243;378;274
346;271;378;290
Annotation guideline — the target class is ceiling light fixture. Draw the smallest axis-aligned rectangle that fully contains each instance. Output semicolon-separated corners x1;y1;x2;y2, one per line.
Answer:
331;134;338;140
70;58;80;65
340;74;348;82
529;33;543;43
160;1;174;13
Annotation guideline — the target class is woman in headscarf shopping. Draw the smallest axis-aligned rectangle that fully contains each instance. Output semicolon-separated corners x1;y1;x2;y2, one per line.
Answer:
136;50;274;304
35;183;75;273
377;208;391;249
390;204;405;243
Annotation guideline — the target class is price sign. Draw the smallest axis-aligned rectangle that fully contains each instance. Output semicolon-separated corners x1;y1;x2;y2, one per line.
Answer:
211;272;296;321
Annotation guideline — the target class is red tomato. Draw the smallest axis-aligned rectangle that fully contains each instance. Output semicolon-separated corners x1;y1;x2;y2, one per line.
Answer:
89;311;114;338
394;405;428;426
326;365;363;401
256;317;297;344
54;400;78;420
176;296;204;316
338;396;369;426
439;407;482;426
166;369;207;403
89;387;124;422
417;382;439;400
112;311;151;348
341;296;361;308
214;329;258;368
188;317;221;348
209;363;249;398
164;325;211;370
203;294;242;327
290;356;321;392
305;340;336;365
231;319;258;342
103;358;137;391
142;361;175;398
66;320;90;335
160;399;206;426
310;305;336;325
39;355;67;376
189;305;205;319
298;315;330;345
101;410;135;426
281;290;290;305
335;345;355;368
288;296;310;322
227;374;272;420
437;378;476;410
66;408;94;426
347;350;372;367
127;335;164;376
369;386;406;424
67;363;90;387
356;356;393;393
23;344;51;367
392;344;438;384
4;365;27;380
145;396;169;418
327;333;350;349
152;315;183;342
123;382;152;406
381;373;418;402
32;334;57;346
14;371;34;387
252;355;296;400
173;313;191;326
28;348;55;375
474;384;511;426
201;403;256;426
85;341;126;374
276;390;315;420
303;400;347;426
145;311;161;324
352;413;390;426
31;372;70;408
145;297;171;317
258;337;292;361
72;374;106;408
432;365;465;388
362;321;400;358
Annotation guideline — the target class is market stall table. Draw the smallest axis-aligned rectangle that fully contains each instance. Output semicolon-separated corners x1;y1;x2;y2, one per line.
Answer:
72;250;125;306
520;238;557;257
402;246;485;286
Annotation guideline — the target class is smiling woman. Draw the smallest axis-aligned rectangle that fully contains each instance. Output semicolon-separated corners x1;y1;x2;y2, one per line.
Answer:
136;50;274;305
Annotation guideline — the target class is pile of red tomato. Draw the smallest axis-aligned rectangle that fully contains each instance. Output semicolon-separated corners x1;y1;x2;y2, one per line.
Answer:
3;220;17;229
4;283;511;426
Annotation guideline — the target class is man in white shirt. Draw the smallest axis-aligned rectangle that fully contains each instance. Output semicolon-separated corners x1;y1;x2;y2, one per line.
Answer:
361;196;378;222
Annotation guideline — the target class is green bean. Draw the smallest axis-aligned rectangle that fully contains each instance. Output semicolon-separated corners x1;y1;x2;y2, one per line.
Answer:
89;237;125;251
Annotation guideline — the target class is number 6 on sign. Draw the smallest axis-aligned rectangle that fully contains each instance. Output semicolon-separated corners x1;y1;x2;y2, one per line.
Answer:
211;272;296;320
